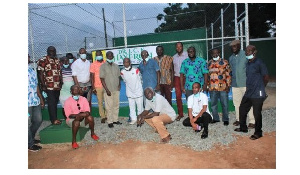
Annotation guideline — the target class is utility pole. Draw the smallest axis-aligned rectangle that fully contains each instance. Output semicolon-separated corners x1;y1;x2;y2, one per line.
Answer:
102;8;108;47
84;37;87;49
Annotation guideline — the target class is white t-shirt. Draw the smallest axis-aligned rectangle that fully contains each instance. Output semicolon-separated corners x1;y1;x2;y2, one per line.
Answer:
120;67;143;98
187;92;212;117
71;59;91;83
145;93;176;121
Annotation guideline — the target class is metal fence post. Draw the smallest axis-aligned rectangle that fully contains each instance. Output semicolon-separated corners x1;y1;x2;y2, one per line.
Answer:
28;7;36;70
234;3;238;40
211;23;214;49
122;3;127;48
221;8;224;59
245;3;250;46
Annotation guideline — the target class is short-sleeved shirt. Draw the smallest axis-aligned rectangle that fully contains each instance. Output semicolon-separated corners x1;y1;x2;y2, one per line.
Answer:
173;51;188;77
208;58;231;91
100;62;120;92
120;67;143;98
28;67;40;107
138;59;160;90
64;96;90;121
245;58;268;98
228;50;247;87
179;57;209;90
153;55;173;85
145;93;176;121
90;61;105;88
71;59;91;84
37;56;62;90
187;92;212;117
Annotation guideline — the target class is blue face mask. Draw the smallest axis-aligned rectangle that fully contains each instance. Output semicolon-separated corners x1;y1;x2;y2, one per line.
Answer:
145;57;149;62
194;93;200;98
107;59;114;63
69;59;73;63
246;54;254;60
72;95;79;101
63;64;69;68
96;56;103;61
151;95;156;102
80;54;87;60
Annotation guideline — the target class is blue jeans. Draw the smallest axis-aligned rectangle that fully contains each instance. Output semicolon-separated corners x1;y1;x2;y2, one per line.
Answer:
28;105;42;148
210;91;229;122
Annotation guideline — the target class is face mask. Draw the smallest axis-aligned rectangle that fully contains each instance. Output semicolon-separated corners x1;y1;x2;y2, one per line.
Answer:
213;56;220;61
95;56;103;61
246;54;254;60
124;66;131;71
145;57;149;62
63;64;69;68
107;59;114;63
80;54;86;60
72;95;79;101
69;59;73;63
151;95;156;102
194;93;200;98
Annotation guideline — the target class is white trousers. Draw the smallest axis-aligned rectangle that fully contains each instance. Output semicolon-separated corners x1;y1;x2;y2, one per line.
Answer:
232;87;255;124
128;96;144;121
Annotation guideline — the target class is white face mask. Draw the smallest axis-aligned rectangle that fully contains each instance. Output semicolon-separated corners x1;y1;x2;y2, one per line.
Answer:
246;54;254;60
124;66;131;71
69;59;73;63
213;56;220;61
80;54;87;60
145;57;149;62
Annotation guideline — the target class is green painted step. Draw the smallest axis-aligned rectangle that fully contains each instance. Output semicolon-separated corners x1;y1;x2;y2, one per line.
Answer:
39;120;89;144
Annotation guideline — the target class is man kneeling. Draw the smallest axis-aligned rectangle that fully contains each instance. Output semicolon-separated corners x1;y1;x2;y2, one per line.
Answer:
137;87;176;143
183;82;212;139
64;85;99;149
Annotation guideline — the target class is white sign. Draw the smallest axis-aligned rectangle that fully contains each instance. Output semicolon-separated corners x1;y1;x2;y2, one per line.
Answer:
106;46;157;65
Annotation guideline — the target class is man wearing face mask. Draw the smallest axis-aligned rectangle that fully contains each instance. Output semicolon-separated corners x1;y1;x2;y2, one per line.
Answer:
90;50;107;123
137;87;176;143
64;85;99;149
66;53;75;65
120;58;144;125
234;45;269;140
208;49;231;125
100;51;122;128
37;46;63;125
229;40;255;129
71;48;93;107
182;82;212;139
59;56;74;118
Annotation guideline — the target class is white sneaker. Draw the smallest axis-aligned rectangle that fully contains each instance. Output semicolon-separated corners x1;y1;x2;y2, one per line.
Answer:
129;120;137;125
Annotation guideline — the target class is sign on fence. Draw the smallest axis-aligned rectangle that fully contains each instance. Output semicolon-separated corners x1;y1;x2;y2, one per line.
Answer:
92;46;157;65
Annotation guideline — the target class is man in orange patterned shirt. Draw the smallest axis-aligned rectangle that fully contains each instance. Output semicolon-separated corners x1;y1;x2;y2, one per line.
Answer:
208;49;231;126
153;46;174;105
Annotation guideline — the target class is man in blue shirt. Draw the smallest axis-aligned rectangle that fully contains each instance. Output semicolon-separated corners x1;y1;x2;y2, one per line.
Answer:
234;45;269;140
138;50;161;92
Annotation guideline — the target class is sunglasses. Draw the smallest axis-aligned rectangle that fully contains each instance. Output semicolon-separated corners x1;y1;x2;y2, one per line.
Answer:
77;102;81;111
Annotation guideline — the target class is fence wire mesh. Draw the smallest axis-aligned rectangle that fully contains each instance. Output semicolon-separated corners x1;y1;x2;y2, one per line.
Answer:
28;3;248;63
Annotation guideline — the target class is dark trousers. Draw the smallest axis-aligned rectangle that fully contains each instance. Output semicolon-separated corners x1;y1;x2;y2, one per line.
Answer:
182;112;212;132
174;77;183;117
46;90;60;123
160;84;172;105
239;96;264;136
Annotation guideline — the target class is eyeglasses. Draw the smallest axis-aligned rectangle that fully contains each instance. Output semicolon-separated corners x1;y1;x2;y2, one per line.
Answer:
77;102;81;111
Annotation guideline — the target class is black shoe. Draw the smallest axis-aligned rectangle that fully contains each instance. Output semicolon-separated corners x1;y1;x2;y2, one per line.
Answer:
108;123;114;128
233;121;240;126
224;121;229;126
113;121;122;125
28;144;42;152
101;117;107;124
201;131;208;139
34;139;41;144
234;128;248;133
250;134;262;140
210;120;220;124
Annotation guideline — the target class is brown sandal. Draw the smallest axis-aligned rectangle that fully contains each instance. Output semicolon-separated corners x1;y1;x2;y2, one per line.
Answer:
175;116;184;121
161;134;172;143
52;120;62;125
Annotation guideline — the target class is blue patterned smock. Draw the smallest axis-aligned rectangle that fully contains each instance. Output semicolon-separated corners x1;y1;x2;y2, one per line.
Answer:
28;67;40;107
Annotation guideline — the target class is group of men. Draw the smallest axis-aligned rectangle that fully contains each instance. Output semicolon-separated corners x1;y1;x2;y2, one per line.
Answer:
28;39;269;151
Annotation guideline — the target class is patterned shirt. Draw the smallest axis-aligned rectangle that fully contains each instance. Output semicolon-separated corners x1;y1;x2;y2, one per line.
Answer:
208;58;231;91
37;56;62;90
179;57;209;90
153;55;173;85
28;67;40;107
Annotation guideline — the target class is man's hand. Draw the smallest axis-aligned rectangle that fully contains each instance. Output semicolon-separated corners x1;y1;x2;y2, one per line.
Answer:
137;115;145;127
181;86;186;93
155;84;160;92
203;84;208;93
191;122;197;130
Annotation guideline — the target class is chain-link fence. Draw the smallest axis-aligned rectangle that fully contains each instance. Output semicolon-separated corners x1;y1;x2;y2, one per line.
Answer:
28;3;249;63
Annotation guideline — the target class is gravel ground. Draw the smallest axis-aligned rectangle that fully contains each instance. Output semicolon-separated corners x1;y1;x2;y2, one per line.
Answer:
37;107;276;152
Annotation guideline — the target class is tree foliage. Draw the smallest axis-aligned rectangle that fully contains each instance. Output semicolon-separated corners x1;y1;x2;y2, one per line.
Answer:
155;3;276;38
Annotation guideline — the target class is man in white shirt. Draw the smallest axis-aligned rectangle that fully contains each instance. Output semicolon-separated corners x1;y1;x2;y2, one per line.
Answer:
71;48;92;106
137;87;176;143
173;42;188;121
183;82;212;139
121;58;144;125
